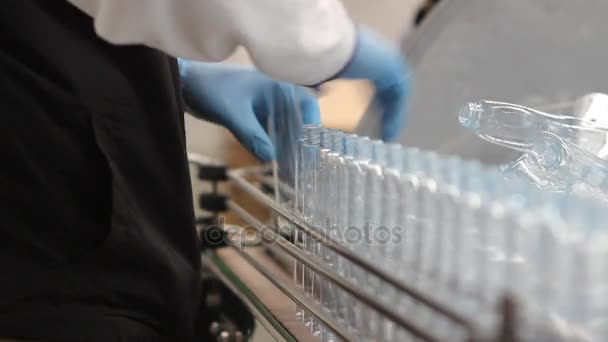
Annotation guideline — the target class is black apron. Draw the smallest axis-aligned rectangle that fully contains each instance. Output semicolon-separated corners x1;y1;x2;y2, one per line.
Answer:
0;1;201;341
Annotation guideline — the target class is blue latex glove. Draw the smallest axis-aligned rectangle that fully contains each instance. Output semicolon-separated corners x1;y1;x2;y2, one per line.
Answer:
179;61;320;161
336;26;410;141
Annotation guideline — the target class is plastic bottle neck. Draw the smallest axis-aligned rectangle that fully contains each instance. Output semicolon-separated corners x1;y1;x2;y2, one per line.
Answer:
319;129;332;149
385;144;403;170
331;131;345;154
459;100;601;152
371;141;386;165
305;126;322;145
343;135;358;158
402;148;422;174
355;137;372;161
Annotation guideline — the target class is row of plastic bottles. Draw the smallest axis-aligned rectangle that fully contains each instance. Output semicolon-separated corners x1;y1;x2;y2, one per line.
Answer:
288;124;608;341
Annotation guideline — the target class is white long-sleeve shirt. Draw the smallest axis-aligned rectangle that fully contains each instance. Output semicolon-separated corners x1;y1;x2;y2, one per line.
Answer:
66;0;357;86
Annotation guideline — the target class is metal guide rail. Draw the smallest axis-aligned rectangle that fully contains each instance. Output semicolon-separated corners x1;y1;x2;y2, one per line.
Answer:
189;154;520;342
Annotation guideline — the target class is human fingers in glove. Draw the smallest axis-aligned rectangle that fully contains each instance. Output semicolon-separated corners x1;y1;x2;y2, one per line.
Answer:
179;61;320;162
178;25;409;161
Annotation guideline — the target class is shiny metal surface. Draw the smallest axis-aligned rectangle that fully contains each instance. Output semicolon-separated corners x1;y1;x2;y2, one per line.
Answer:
202;254;291;342
227;200;439;341
227;241;356;341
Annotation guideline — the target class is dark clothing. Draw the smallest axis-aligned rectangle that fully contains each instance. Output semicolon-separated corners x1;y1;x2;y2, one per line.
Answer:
0;1;201;341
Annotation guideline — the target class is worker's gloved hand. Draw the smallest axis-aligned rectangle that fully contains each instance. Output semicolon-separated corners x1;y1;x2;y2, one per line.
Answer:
334;26;410;141
179;60;320;161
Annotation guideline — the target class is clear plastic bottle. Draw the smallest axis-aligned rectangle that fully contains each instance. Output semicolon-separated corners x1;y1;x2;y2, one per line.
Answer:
417;152;460;337
301;126;322;222
364;140;386;271
403;150;428;294
345;136;372;338
293;128;305;322
367;140;386;262
362;140;386;341
294;125;320;323
348;137;372;244
522;131;608;192
473;167;509;335
353;138;386;342
300;125;322;328
430;156;467;339
500;180;544;341
382;144;404;272
437;156;463;290
502;179;536;276
266;91;304;209
418;152;441;280
522;191;570;341
477;168;509;307
365;143;403;342
325;130;346;258
311;128;334;336
336;135;357;332
320;130;344;342
500;131;608;208
457;161;485;297
395;148;422;331
380;145;403;342
501;155;560;191
316;129;336;227
417;152;453;339
323;130;345;261
459;100;608;155
432;160;486;329
399;148;422;276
